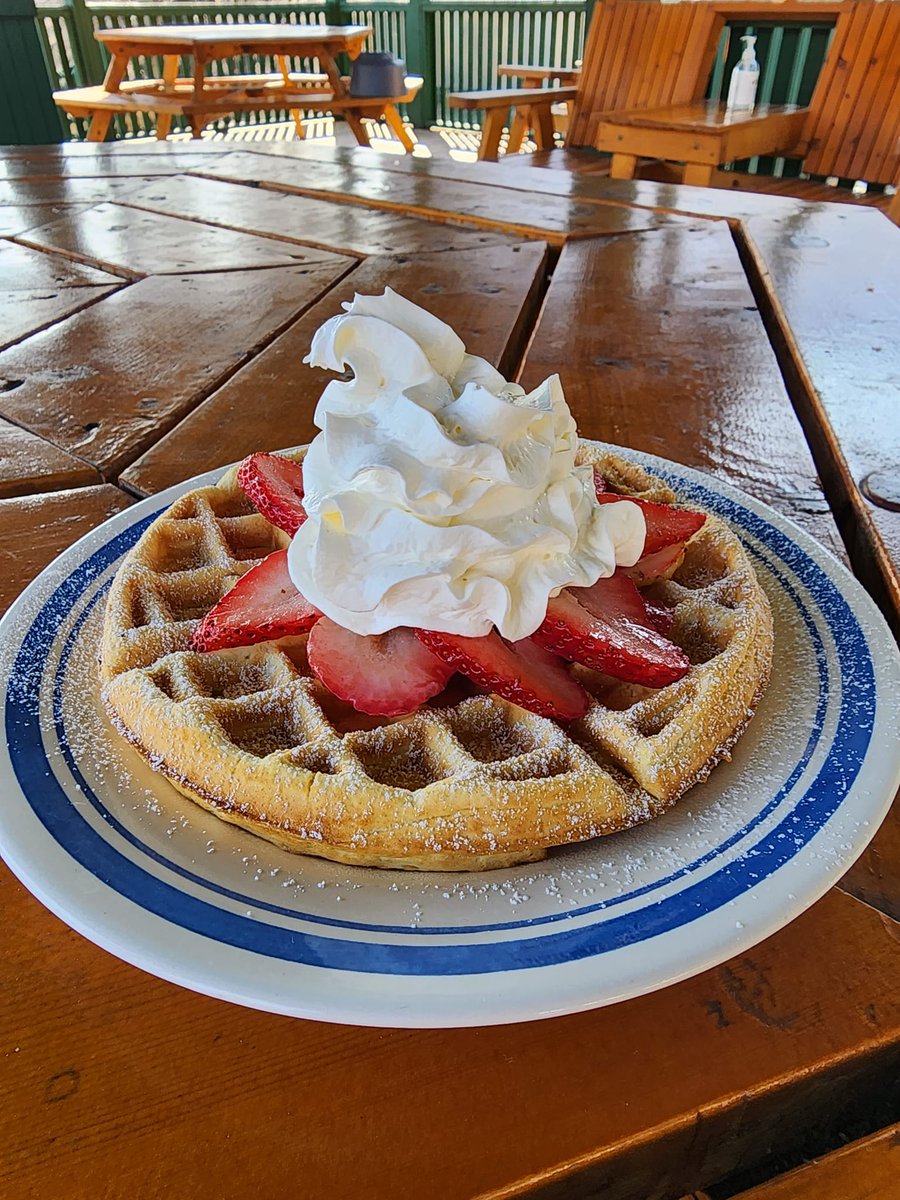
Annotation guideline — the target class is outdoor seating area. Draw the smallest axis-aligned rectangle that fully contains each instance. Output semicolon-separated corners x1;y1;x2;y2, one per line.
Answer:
1;2;899;1199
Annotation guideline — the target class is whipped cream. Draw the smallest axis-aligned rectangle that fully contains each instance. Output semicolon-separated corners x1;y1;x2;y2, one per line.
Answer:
287;289;645;641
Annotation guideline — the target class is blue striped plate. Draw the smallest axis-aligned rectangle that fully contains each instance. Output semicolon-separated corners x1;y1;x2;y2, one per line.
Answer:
1;449;898;1027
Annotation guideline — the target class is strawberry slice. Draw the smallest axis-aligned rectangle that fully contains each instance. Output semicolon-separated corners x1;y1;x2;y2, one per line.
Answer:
415;629;590;721
237;452;307;536
191;549;320;652
592;467;607;494
594;492;705;555
534;573;690;687
626;542;685;586
307;619;455;717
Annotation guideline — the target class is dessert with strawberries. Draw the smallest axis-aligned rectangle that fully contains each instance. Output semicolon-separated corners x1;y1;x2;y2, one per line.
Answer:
101;291;773;870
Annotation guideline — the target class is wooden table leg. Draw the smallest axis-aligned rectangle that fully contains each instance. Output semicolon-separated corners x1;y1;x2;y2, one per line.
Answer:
887;186;900;226
189;51;208;139
478;108;507;161
101;48;129;92
155;55;179;141
344;110;371;147
383;104;414;152
532;103;554;151
276;54;305;139
86;111;113;143
683;162;715;187
610;152;639;179
506;108;529;154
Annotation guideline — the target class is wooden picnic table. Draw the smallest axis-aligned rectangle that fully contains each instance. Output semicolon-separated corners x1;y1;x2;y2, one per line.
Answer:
1;140;899;1199
52;23;421;150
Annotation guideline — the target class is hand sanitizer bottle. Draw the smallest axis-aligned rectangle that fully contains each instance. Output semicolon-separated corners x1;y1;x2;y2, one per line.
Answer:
725;35;760;112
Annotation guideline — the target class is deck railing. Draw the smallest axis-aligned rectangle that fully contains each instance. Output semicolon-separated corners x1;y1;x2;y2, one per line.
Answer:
35;0;832;171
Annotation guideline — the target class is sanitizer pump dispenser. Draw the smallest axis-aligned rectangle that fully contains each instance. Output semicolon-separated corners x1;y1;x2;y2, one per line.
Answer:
726;35;760;112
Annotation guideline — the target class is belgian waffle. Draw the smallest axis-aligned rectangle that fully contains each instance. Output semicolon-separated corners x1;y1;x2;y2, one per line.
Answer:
100;444;773;871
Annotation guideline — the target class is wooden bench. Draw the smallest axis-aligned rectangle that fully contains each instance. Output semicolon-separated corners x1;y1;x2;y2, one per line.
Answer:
513;0;899;219
446;86;579;160
54;74;424;148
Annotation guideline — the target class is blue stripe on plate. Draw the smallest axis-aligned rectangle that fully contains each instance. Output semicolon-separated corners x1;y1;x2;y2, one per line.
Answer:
5;482;876;974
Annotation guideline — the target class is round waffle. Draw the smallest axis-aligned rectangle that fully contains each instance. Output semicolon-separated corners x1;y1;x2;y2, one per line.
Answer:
100;444;773;871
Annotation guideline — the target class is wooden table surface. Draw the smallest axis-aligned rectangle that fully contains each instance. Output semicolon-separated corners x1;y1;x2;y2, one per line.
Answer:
1;140;898;1200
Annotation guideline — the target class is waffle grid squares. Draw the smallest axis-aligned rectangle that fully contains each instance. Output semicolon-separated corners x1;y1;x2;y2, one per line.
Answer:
100;446;773;870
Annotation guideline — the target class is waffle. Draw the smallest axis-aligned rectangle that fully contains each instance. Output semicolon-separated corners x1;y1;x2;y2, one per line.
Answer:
100;444;773;871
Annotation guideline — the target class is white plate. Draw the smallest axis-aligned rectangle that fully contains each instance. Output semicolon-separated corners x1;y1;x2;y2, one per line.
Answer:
1;450;899;1028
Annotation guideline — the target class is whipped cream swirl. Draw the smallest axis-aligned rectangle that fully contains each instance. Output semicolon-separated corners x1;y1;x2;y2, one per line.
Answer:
287;289;645;641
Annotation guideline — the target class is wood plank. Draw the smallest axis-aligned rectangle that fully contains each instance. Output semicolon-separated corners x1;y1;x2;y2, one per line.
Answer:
0;239;122;288
0;884;897;1199
517;224;842;554
119;174;524;257
192;152;687;245
16;202;350;277
239;140;809;223
0;284;121;354
0;204;92;238
740;205;900;635
0;153;216;181
0;418;100;500
728;1122;900;1200
0;176;164;205
0;484;133;614
120;241;548;495
0;261;353;479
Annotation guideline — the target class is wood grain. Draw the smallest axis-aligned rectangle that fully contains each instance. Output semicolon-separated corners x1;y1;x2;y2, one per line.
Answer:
0;884;896;1200
0;205;92;238
740;206;900;633
0;261;353;479
0;154;215;180
16;202;349;277
119;173;524;257
517;224;841;554
0;419;99;500
0;239;123;288
120;241;548;495
193;151;686;245
0;484;132;613
727;1122;900;1200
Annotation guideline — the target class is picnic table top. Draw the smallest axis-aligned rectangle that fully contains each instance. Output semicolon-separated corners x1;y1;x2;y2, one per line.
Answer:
94;23;373;49
1;139;898;1200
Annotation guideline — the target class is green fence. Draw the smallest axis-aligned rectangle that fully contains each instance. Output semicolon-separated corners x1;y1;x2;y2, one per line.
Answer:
34;0;832;163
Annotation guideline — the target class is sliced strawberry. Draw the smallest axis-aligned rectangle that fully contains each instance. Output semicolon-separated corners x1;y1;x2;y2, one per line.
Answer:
191;549;320;652
237;452;307;536
415;629;590;721
592;467;607;494
645;602;675;636
307;619;455;717
534;574;690;687
626;542;685;586
595;492;705;555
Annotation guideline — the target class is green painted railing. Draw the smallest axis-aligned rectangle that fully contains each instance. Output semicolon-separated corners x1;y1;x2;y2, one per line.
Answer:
35;0;832;170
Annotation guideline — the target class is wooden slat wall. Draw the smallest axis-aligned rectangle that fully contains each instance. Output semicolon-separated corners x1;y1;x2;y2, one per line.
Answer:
569;0;724;147
802;0;900;184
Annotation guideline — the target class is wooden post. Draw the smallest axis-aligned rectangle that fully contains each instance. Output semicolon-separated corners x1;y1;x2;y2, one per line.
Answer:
405;0;437;127
0;0;65;142
63;0;105;84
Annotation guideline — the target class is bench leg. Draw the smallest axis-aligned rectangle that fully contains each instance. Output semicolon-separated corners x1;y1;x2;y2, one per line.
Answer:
478;108;506;161
682;162;714;187
610;152;638;180
344;111;371;148
86;111;113;143
532;104;554;151
506;107;529;155
383;104;415;152
889;187;900;227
